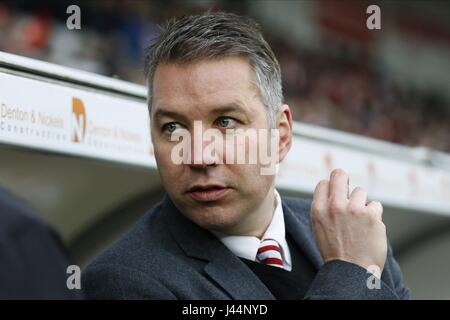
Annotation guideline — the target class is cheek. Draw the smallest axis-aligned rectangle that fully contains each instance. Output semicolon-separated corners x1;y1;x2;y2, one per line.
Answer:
240;160;274;186
231;134;259;158
154;144;179;174
229;162;271;188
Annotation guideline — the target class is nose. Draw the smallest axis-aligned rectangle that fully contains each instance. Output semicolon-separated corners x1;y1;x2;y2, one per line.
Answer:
189;129;222;169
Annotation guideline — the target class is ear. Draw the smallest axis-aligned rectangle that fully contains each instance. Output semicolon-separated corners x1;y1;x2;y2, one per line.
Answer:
275;104;293;164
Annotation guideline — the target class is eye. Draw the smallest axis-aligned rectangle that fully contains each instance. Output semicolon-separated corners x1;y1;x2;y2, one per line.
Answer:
216;117;237;129
162;122;182;134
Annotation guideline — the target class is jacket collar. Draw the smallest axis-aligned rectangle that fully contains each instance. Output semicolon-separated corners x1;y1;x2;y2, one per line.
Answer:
282;198;324;269
161;194;274;300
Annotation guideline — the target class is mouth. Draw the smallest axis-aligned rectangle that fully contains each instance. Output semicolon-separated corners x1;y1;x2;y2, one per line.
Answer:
186;184;232;202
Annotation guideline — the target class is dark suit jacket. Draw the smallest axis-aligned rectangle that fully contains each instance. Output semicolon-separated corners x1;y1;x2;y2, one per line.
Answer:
82;194;410;299
0;188;83;299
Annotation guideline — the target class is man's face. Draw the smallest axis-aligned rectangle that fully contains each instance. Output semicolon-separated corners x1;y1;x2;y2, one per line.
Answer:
150;56;289;234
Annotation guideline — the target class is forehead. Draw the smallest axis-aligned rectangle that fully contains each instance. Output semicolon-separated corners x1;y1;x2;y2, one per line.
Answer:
151;56;259;115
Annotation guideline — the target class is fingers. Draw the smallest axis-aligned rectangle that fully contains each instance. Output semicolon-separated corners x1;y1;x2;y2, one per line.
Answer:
349;187;368;212
366;200;383;220
311;169;387;273
312;180;329;214
366;201;383;220
313;168;383;222
329;168;349;202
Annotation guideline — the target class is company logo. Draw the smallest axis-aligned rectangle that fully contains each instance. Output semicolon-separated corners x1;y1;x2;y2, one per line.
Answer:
72;97;86;143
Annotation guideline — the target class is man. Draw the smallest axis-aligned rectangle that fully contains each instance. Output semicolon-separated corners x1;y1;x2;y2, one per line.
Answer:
0;187;83;299
82;12;409;299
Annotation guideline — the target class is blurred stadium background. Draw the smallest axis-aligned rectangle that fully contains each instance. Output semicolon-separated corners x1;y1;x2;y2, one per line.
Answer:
0;0;449;299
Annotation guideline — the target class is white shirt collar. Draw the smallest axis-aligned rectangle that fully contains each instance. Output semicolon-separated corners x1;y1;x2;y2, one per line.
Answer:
211;189;292;271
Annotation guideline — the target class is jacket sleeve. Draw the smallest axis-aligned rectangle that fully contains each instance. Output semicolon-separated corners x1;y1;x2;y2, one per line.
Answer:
304;242;410;300
82;263;177;300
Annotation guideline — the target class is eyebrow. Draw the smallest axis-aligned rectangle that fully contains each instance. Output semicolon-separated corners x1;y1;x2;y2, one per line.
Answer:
152;102;251;124
152;109;188;124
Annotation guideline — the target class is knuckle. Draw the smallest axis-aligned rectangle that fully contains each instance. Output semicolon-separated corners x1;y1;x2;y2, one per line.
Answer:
347;202;361;215
377;201;384;212
368;210;383;225
368;201;383;215
310;211;320;224
311;200;325;216
310;201;319;214
367;213;378;224
328;197;344;215
310;208;323;225
371;218;386;232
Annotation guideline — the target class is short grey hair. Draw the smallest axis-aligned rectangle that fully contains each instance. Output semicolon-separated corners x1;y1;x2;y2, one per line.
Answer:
144;12;283;126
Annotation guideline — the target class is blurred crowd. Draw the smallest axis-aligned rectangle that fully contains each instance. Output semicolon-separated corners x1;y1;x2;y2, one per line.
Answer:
278;47;450;151
0;0;448;152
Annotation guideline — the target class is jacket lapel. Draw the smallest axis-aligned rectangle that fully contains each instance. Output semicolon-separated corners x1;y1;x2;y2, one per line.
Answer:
203;256;274;300
282;197;324;269
161;195;274;300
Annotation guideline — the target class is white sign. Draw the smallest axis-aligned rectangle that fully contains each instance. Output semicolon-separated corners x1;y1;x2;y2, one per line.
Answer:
0;72;155;168
278;136;450;215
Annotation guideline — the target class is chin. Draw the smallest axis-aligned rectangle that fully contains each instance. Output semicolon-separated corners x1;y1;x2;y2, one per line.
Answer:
188;208;240;231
